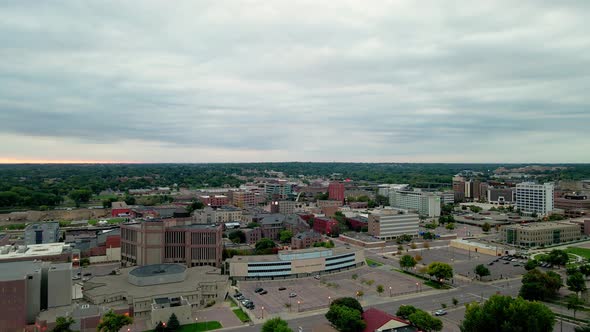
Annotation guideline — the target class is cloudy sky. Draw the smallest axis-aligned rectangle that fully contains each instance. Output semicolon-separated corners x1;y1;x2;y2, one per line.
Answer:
1;1;589;163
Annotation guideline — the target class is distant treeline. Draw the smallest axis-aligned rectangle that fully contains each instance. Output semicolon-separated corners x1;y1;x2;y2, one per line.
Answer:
0;163;588;209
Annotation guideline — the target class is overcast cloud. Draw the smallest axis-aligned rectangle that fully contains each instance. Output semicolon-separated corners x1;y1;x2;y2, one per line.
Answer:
1;0;589;163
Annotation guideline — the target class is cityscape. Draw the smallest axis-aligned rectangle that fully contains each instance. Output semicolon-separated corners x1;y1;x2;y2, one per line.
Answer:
1;1;590;332
1;164;590;332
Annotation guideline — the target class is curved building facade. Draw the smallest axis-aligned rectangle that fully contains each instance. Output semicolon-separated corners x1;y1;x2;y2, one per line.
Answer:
227;247;364;280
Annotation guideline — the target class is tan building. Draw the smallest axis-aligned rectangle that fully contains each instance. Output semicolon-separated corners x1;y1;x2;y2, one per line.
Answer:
227;247;364;280
368;210;420;240
120;220;223;268
232;191;256;208
193;207;242;224
83;264;228;321
501;222;581;247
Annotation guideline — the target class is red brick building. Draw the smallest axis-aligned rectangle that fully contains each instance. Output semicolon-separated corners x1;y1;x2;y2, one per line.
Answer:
313;217;339;236
198;195;229;208
291;230;323;249
111;201;131;217
328;182;345;203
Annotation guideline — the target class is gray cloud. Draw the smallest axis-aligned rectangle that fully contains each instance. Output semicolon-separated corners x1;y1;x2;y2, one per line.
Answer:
0;0;589;162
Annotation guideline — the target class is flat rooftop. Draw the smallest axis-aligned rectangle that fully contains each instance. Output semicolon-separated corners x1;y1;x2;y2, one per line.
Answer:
0;243;69;261
84;266;227;299
503;222;580;230
0;261;43;281
227;247;359;263
129;264;186;278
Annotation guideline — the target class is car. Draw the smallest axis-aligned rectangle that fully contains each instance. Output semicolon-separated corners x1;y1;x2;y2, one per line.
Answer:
235;292;242;297
278;287;287;291
434;309;447;316
260;290;268;295
235;295;244;300
289;292;297;298
488;262;494;266
514;264;521;267
83;273;92;277
504;261;510;264
511;259;518;262
247;304;255;310
382;256;389;259
254;288;263;293
314;275;321;280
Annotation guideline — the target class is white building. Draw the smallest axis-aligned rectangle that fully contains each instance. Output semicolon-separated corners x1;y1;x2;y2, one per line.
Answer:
368;211;420;240
377;184;410;197
389;190;441;217
515;182;554;216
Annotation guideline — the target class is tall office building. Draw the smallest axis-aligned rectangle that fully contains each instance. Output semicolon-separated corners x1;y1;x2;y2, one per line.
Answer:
121;220;223;268
328;182;345;203
264;180;292;200
368;211;420;240
389;190;441;217
515;182;554;216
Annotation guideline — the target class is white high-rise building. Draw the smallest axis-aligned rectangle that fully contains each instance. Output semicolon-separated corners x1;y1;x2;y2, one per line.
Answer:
515;182;554;216
389;189;441;217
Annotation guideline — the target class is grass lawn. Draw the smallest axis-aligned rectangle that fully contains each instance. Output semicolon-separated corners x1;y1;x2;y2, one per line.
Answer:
566;247;590;260
232;308;250;323
365;258;383;267
226;298;238;307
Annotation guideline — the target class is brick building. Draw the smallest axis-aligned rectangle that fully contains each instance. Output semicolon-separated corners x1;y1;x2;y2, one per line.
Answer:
313;217;339;236
291;230;324;249
120;220;223;268
328;182;345;203
198;195;229;208
232;191;256;208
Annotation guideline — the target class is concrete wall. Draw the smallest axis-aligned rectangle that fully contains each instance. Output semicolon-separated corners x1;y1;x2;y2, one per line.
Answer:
26;269;42;323
151;304;192;326
47;266;72;308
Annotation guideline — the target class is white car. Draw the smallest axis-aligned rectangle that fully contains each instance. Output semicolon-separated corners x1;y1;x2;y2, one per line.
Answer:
434;309;447;316
289;292;297;298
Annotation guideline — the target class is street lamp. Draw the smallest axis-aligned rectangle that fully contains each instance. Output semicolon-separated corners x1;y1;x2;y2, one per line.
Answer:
195;318;198;332
328;296;331;305
297;300;301;312
389;286;392;297
416;282;419;292
261;306;265;319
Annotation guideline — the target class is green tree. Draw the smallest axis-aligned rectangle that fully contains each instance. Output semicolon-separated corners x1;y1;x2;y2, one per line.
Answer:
481;222;491;232
580;264;590;278
247;222;260;228
261;317;293;332
154;321;165;332
519;269;562;301
228;230;246;243
80;257;90;267
167;313;180;331
396;305;417;319
566;294;585;319
575;323;590;332
422;232;436;240
469;205;483;213
446;223;455;230
279;230;293;243
547;249;569;267
325;304;366;332
330;297;363;313
567;272;587;296
124;195;136;205
408;310;443;332
69;189;92;207
524;259;538;271
255;238;276;254
376;284;384;296
96;310;133;332
187;200;205;213
52;316;76;332
375;194;389;206
427;262;453;282
441;204;454;215
460;295;554;332
399;255;417;271
474;264;491;280
452;297;459;306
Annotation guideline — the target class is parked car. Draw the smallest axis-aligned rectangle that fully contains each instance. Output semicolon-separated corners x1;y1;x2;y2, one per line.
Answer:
255;288;263;293
235;292;242;297
260;290;268;295
289;292;297;298
314;275;321;280
434;309;447;316
488;262;494;266
504;261;510;265
278;287;287;291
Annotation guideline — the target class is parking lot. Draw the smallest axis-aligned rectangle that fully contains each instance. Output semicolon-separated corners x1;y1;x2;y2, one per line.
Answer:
235;266;423;316
417;247;526;280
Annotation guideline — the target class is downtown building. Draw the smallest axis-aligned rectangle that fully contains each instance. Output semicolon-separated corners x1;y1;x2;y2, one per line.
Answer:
515;182;554;216
120;219;223;268
389;189;441;217
368;210;420;240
